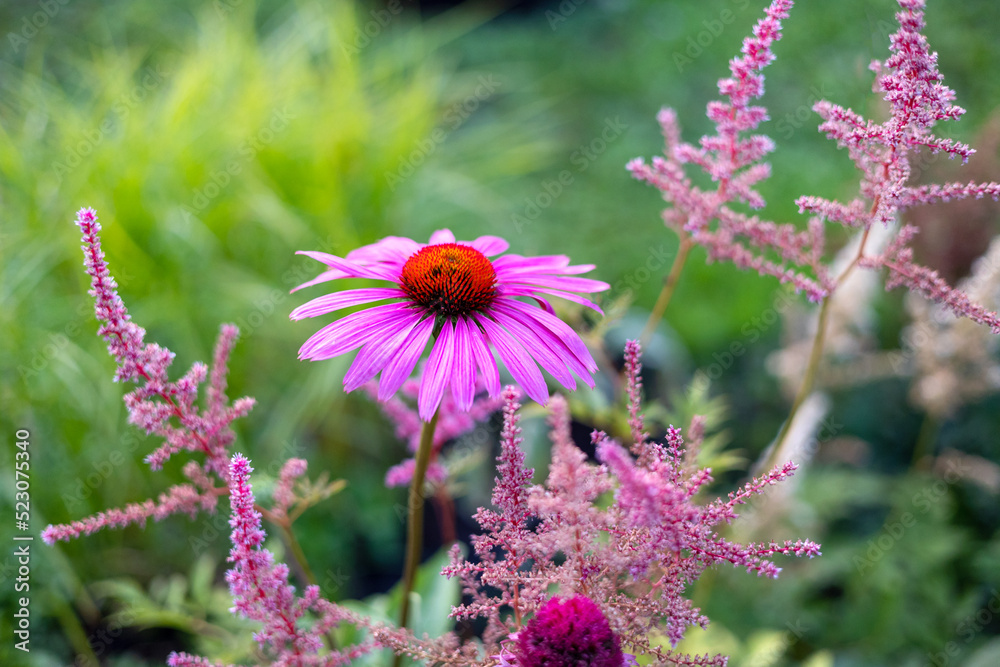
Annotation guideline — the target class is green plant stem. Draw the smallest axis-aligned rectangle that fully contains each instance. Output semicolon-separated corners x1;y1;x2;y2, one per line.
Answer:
766;225;872;470
394;410;440;665
764;293;833;472
640;232;693;346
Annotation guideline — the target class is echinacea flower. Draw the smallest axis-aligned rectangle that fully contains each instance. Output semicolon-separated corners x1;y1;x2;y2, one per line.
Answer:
290;230;608;420
516;596;625;667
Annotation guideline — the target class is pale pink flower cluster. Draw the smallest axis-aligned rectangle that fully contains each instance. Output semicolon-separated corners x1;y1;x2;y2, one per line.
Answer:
365;375;503;488
379;344;819;666
42;208;255;545
630;0;1000;332
628;0;831;302
167;455;370;667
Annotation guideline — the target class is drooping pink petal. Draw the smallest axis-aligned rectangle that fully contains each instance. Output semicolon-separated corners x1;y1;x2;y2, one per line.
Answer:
492;301;595;386
489;310;577;390
295;250;399;282
493;298;598;373
289;288;404;320
467;317;502;398
451;317;476;411
298;303;415;360
343;311;423;392
418;320;457;420
477;316;549;405
377;316;436;401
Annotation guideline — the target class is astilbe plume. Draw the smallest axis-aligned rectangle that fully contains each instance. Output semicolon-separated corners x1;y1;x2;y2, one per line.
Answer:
385;343;819;666
628;0;831;301
42;208;256;545
167;455;371;667
630;0;1000;332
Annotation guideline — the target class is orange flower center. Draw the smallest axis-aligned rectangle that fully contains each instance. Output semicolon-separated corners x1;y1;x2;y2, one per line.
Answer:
400;243;498;316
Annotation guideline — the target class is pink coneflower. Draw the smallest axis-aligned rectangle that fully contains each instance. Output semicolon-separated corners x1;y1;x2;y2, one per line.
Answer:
290;230;608;420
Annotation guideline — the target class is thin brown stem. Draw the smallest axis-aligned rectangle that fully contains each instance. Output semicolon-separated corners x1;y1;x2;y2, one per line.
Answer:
766;225;874;469
394;410;440;667
640;232;694;346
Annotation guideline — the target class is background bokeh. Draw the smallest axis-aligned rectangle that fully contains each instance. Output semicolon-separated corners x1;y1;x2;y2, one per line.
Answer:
3;0;1000;665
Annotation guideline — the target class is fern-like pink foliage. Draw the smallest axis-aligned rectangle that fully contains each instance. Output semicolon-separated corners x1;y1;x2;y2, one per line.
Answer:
42;208;256;545
630;0;1000;332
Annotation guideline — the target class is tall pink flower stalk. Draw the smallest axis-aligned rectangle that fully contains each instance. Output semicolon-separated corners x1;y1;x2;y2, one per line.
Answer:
630;0;1000;331
379;343;819;666
42;208;255;545
167;455;370;667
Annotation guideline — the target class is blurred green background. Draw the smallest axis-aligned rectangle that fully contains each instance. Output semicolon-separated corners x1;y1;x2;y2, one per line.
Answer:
2;0;1000;665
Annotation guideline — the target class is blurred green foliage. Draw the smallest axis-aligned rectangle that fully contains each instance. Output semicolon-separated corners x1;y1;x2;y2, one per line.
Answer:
2;0;1000;665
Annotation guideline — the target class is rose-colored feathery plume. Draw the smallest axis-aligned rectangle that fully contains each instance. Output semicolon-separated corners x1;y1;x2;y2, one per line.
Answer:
629;0;831;304
168;454;371;667
387;343;819;666
633;0;1000;332
42;208;255;545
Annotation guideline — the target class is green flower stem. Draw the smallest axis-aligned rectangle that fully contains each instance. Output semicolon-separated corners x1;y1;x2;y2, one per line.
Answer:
395;409;440;657
640;232;693;346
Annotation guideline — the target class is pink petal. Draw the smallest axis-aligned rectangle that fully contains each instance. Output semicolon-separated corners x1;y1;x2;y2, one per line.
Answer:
491;302;594;387
493;298;598;372
343;312;423;392
298;303;414;360
347;236;421;264
466;317;501;398
506;274;610;294
502;286;604;313
295;250;399;282
290;268;352;293
467;235;509;256
488;311;576;390
290;288;405;320
477;316;548;406
428;229;456;245
451;317;476;411
377;316;435;400
419;320;457;420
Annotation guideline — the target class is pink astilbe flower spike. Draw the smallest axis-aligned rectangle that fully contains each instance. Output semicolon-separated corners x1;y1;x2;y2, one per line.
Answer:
290;231;609;420
632;0;1000;333
388;343;818;666
796;0;1000;331
629;0;832;302
168;454;372;667
43;208;255;545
